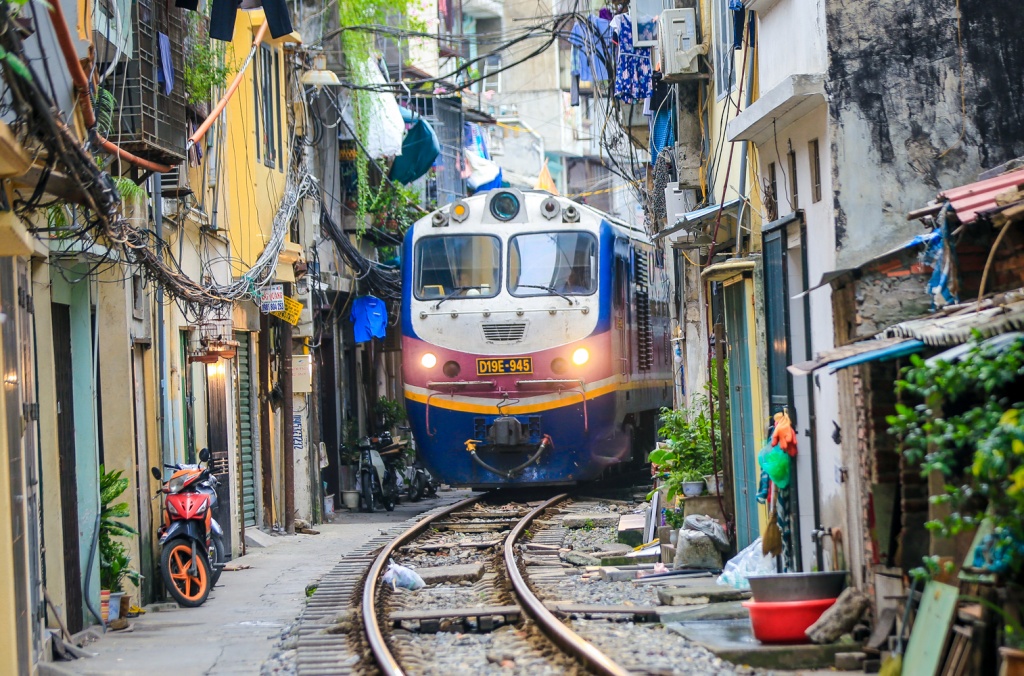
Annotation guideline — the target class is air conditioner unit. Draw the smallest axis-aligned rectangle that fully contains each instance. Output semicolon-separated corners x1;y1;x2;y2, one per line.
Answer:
665;181;697;225
660;9;703;81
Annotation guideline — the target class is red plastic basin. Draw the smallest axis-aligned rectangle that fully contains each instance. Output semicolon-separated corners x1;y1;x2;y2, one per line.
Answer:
742;597;837;644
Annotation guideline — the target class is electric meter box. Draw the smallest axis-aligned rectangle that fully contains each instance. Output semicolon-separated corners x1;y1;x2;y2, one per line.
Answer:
660;9;700;80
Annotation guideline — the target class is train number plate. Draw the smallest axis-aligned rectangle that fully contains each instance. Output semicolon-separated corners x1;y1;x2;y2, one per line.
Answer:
476;357;533;376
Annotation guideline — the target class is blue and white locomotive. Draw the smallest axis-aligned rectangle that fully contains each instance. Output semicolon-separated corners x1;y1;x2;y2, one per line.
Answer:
401;189;672;486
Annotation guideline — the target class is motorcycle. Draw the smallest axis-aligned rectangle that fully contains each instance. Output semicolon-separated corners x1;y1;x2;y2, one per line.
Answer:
396;427;438;502
357;432;402;513
151;448;225;607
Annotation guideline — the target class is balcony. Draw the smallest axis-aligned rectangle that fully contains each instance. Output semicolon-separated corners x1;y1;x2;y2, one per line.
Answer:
95;0;188;166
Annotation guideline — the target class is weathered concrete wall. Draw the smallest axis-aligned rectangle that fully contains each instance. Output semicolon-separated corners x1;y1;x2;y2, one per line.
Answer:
757;0;827;91
827;0;1024;269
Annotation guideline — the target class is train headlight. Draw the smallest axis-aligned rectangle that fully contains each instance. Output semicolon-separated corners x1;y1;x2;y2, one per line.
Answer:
421;353;438;368
450;199;470;223
551;357;568;374
443;360;461;377
490;192;520;221
572;348;589;366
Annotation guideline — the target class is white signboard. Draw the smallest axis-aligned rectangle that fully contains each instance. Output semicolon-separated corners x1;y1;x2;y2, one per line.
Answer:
261;285;285;313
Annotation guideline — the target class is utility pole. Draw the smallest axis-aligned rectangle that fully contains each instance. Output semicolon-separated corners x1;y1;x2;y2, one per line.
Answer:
282;297;295;535
258;312;274;528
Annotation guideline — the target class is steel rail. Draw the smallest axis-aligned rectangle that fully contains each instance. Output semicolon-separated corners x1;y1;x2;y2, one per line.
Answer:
504;494;632;676
363;494;486;676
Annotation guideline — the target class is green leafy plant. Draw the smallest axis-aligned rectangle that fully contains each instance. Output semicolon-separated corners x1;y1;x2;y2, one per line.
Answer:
887;336;1024;583
649;389;721;500
663;508;685;530
99;466;141;593
183;15;230;105
374;396;407;432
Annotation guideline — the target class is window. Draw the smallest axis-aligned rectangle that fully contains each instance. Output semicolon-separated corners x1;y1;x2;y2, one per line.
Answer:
508;232;598;296
254;45;277;168
713;0;736;100
481;54;501;93
415;235;501;300
787;149;799;210
809;139;822;203
274;50;283;173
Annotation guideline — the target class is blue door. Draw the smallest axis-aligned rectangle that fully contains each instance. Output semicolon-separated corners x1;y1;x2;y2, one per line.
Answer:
724;281;759;549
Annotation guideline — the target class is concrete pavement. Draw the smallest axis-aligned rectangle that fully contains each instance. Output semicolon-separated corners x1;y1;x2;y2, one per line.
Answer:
50;490;473;676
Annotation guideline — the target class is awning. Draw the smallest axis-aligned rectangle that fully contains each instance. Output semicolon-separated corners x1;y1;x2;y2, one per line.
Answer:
701;258;756;281
788;337;925;376
924;331;1024;365
654;198;742;241
881;288;1024;346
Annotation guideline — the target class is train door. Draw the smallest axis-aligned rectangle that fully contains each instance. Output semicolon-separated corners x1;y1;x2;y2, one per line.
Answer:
612;238;632;382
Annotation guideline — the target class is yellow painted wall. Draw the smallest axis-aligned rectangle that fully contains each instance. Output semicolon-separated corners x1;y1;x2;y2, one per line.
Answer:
0;324;19;676
220;10;295;276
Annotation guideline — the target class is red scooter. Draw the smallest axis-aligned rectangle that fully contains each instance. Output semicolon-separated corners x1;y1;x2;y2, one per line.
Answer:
151;448;223;607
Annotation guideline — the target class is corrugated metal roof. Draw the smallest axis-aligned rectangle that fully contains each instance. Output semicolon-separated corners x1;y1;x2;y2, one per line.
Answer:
880;288;1024;346
940;167;1024;224
788;337;922;376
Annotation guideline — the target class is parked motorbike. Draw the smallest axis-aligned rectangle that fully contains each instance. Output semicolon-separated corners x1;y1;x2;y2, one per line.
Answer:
396;427;438;502
358;432;402;513
151;448;225;607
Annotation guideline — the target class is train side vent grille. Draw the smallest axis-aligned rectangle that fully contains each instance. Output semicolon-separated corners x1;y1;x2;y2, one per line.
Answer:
482;323;527;342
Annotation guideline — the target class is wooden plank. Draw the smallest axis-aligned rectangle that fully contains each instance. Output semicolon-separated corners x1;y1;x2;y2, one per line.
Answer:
390;605;520;622
903;581;959;676
545;603;660;617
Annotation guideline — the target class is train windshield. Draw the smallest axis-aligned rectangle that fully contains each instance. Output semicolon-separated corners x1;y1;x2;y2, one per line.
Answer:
414;235;501;300
508;232;597;296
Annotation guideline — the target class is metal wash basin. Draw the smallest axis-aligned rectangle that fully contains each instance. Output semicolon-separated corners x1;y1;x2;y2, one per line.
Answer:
746;571;848;602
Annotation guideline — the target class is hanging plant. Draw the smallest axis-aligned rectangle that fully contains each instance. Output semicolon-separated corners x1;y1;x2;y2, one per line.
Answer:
183;14;230;105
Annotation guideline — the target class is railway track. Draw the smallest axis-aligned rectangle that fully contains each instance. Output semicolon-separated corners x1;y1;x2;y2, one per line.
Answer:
286;489;739;675
363;493;632;676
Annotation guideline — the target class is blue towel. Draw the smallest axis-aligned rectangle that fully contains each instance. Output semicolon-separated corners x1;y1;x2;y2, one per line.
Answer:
157;33;173;96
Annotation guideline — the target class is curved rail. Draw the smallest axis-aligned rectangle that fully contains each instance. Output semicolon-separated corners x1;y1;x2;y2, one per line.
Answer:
504;494;632;676
363;494;485;676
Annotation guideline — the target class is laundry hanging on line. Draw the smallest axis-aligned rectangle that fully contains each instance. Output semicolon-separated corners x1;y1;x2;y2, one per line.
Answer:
350;295;388;343
175;0;294;43
569;16;612;83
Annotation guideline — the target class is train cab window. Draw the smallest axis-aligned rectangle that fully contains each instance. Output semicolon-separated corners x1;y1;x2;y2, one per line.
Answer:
508;232;597;296
414;235;501;300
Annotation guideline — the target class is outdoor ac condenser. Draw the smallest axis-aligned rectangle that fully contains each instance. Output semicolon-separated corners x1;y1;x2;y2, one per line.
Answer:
660;9;704;81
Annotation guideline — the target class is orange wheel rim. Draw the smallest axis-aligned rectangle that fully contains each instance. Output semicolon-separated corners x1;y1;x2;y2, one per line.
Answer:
168;544;207;601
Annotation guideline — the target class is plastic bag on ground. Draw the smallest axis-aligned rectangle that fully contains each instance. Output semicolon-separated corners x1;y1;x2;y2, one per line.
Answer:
683;514;730;552
382;559;425;590
716;537;777;590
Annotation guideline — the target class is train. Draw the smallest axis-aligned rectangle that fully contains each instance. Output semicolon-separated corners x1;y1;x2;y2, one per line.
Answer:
401;188;673;487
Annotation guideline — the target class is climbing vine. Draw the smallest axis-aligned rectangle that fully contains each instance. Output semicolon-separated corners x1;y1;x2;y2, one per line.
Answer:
336;0;427;226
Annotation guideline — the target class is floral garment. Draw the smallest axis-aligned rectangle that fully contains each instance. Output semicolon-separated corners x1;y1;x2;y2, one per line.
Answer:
612;14;652;104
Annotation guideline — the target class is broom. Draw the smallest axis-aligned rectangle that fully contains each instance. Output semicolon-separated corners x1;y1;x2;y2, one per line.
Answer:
880;578;919;676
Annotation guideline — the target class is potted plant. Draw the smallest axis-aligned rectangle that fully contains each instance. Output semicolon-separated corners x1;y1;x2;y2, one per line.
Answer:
649;392;719;501
99;466;141;622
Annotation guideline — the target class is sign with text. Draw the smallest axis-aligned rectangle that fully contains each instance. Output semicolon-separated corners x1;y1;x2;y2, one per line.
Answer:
271;296;303;325
260;285;285;313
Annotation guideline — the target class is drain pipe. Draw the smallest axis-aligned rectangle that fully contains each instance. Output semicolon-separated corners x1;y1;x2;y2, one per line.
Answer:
83;514;104;629
734;10;756;257
801;222;824;572
154;176;172;466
